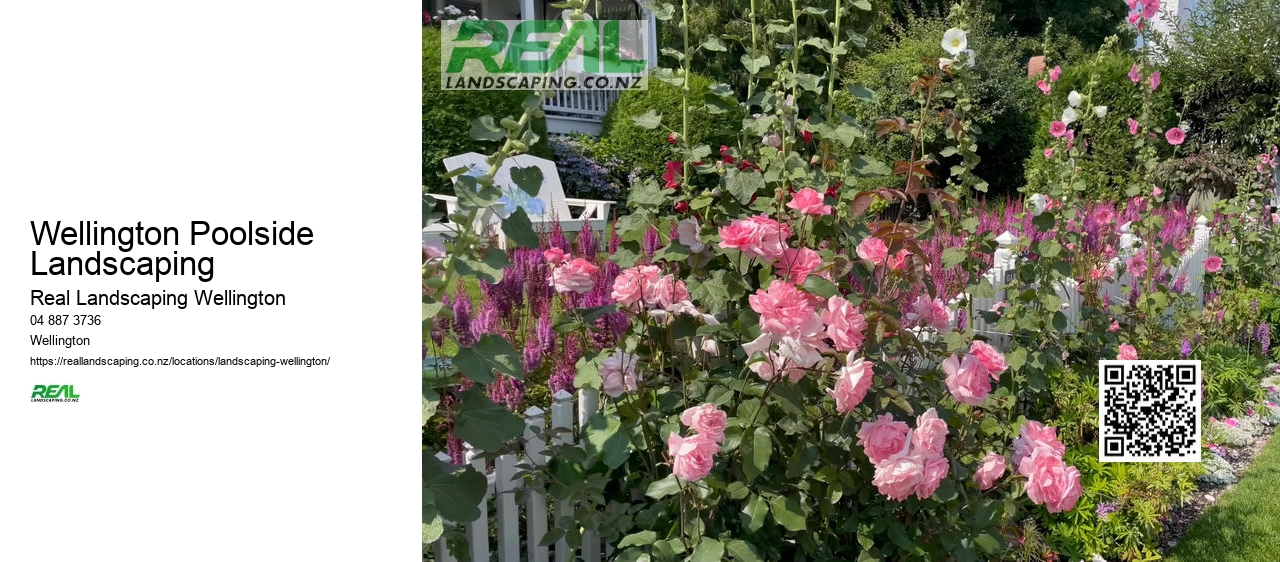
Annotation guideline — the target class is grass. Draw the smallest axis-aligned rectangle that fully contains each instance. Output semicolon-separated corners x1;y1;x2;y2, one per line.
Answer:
1166;435;1280;562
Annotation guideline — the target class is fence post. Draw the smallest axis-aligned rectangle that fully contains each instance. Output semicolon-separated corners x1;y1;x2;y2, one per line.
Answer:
464;444;491;562
494;452;520;562
551;390;576;562
577;389;602;562
524;406;550;562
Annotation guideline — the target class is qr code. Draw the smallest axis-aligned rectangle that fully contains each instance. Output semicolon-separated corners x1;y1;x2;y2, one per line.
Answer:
1098;360;1201;462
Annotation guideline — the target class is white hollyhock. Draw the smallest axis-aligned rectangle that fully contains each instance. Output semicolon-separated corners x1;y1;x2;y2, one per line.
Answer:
941;28;967;56
1061;106;1078;125
938;58;953;71
1067;90;1082;107
1027;194;1048;217
1095;105;1108;118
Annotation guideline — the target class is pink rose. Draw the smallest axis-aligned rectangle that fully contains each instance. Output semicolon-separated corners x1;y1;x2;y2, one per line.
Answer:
551;258;599;294
1165;127;1186;146
915;455;950;499
1019;446;1083;513
648;274;690;309
943;354;991;406
1049;121;1068;138
600;351;639;397
786;187;833;216
611;265;659;307
829;355;874;413
775;247;824;285
822;296;868;353
972;452;1006;490
544;247;566;265
1128;118;1140;135
667;432;719;481
1118;343;1138;360
1049;65;1062;82
871;454;924;501
1036;80;1051;95
856;237;889;265
1204;255;1223;273
718;221;756;252
911;408;949;458
1011;421;1065;470
743;215;792;260
749;281;823;338
680;403;727;443
969;340;1008;376
886;248;913;271
857;414;911;465
907;294;951;331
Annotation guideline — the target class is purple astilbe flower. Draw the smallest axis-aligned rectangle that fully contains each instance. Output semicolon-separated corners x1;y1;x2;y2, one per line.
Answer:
452;292;476;347
537;313;555;358
1251;299;1261;317
1257;323;1272;355
488;375;525;411
608;220;621;253
550;334;582;394
643;226;661;256
548;219;569;252
1096;502;1119;521
446;433;465;465
523;336;543;371
576;218;598;259
957;310;968;331
1128;284;1142;304
472;301;501;340
1172;272;1188;294
1181;339;1192;359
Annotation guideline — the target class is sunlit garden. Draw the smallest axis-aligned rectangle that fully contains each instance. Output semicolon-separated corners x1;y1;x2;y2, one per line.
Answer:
424;0;1280;560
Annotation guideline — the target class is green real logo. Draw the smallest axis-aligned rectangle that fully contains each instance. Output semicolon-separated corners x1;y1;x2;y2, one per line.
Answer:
31;384;80;402
441;19;650;90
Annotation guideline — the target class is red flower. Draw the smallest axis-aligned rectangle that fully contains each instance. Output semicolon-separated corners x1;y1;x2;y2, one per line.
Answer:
667;132;679;144
825;181;842;197
663;161;683;189
719;145;735;164
801;129;813;143
674;201;690;213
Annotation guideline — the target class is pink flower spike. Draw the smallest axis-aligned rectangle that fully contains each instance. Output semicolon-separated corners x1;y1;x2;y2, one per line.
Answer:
1128;118;1140;135
1049;66;1062;82
1165;127;1186;146
1128;63;1142;83
1049;121;1068;138
1037;80;1051;95
1149;70;1161;91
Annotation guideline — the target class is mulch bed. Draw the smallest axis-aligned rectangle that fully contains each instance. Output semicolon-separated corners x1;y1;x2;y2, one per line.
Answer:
1157;428;1275;553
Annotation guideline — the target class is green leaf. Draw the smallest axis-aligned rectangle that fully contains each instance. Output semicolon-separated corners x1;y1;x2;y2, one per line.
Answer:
583;410;631;469
741;54;770;74
852;0;872;10
630;179;669;207
502;207;540;248
454;247;509;284
649;2;675;20
743;427;772;482
688;538;724;562
726;169;765;204
646;474;681;499
509;165;543;197
973;533;1000;554
423;386;439;426
422;301;444;322
454;386;525;451
851;154;892;176
942;247;967;268
769;496;807;531
454;334;523;383
743;495;768;532
422;489;443;543
725;539;763;562
632;109;663;130
701;36;727;52
847;83;876;102
801;275;838;299
1005;347;1027;371
470;115;506;141
619;531;658;548
424;453;487;522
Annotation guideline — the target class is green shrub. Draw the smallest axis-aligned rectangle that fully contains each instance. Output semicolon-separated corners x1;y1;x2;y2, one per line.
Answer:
836;13;1038;197
422;26;552;194
1022;51;1177;201
596;72;743;179
1197;342;1268;418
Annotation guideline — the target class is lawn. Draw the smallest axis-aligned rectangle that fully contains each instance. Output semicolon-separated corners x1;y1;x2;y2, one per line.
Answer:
1167;436;1280;562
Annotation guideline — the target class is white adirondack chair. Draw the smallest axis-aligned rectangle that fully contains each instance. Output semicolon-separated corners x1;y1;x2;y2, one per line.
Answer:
423;152;613;249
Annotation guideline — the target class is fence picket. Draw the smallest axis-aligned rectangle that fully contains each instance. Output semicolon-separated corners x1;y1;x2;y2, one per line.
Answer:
495;453;521;562
577;390;603;562
464;445;491;562
551;390;576;562
524;406;550;562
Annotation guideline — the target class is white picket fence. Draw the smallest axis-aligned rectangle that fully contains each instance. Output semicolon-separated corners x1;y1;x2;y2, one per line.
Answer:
428;389;609;562
427;217;1216;561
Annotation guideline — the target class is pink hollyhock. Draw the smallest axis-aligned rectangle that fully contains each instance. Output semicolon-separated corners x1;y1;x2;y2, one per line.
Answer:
1204;255;1223;273
667;132;679;144
991;301;1008;314
911;408;949;458
787;187;833;216
1049;121;1068;138
972;452;1006;490
908;294;951;331
1149;70;1161;91
856;237;889;265
662;161;683;189
857;414;911;465
915;456;950;499
544;247;566;265
943;354;992;406
969;340;1008;376
823;296;868;353
667;432;719;481
680;403;727;443
1044;148;1054;158
1019;446;1083;513
748;281;822;338
1165;127;1186;146
1153;186;1163;198
1141;0;1159;19
612;265;660;307
871;455;924;501
1011;420;1066;469
1049;65;1062;82
829;354;874;413
1037;80;1051;95
1128;118;1140;135
1066;129;1076;151
600;350;639;397
551;258;599;294
775;247;824;285
1118;343;1138;360
1109;320;1120;332
1128;63;1142;83
1126;253;1148;278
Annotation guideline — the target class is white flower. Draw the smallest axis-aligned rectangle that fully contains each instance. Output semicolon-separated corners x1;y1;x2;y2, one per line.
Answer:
1095;105;1108;118
1067;90;1082;107
677;218;705;252
1091;555;1108;562
941;28;968;56
938;58;954;71
1027;194;1048;216
1061;106;1079;125
963;48;976;67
